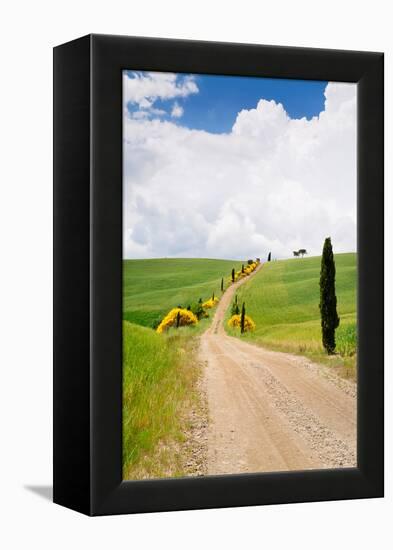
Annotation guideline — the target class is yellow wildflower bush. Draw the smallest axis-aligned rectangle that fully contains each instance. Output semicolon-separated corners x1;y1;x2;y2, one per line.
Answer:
236;271;246;280
202;297;219;309
227;314;256;332
156;308;198;333
244;262;257;274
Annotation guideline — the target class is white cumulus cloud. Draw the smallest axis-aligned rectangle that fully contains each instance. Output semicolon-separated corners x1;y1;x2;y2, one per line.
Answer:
123;71;197;119
171;102;184;118
123;79;357;261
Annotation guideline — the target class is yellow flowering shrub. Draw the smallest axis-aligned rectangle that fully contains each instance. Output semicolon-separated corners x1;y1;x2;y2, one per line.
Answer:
202;297;219;309
246;262;258;274
227;314;256;332
156;308;198;333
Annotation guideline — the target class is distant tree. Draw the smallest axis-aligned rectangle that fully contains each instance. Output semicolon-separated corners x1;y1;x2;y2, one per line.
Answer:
241;264;245;273
231;268;235;283
231;294;240;316
268;252;271;262
319;237;340;354
212;291;215;301
221;277;224;292
293;251;300;257
247;259;253;265
240;302;246;334
176;311;181;328
299;249;307;258
187;305;191;310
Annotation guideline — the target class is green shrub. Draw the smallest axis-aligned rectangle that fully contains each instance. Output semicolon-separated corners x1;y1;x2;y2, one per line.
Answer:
190;300;207;320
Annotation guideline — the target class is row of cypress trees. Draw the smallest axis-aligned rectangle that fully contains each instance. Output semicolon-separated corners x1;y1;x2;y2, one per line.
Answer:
177;243;340;352
226;239;341;353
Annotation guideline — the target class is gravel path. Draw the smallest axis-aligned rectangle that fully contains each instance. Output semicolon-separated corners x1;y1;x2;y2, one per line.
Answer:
200;264;357;475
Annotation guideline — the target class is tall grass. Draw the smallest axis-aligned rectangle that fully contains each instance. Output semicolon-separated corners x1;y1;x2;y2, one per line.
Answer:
336;323;357;357
123;321;203;480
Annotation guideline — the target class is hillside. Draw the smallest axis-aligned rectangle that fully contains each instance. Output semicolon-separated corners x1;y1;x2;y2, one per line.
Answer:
123;258;243;328
229;253;357;373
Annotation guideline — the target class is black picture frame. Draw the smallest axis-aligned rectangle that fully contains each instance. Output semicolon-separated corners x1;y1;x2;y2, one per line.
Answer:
53;34;384;516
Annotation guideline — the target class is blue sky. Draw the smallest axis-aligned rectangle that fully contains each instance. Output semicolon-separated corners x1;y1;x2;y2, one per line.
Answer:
125;71;327;134
159;75;326;133
123;72;356;260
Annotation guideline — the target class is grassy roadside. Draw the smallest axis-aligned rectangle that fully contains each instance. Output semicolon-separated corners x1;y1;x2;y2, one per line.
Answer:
226;253;357;380
123;320;209;480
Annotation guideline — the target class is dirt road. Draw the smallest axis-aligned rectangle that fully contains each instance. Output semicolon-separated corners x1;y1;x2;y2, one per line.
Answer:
200;264;357;475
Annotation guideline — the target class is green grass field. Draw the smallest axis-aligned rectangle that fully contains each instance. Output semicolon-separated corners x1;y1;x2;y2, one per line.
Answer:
123;258;243;328
123;320;208;480
123;253;357;478
228;253;357;375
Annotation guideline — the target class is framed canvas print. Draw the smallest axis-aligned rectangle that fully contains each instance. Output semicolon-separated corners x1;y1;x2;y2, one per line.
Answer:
53;34;384;515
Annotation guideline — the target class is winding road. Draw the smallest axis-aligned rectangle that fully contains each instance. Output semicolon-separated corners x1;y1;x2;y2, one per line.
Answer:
199;264;357;475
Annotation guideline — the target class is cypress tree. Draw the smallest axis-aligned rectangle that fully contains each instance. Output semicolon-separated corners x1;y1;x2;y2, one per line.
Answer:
212;291;215;301
221;277;224;292
231;295;240;316
240;302;246;334
241;264;245;273
268;252;271;262
231;268;235;282
176;311;181;328
319;237;340;354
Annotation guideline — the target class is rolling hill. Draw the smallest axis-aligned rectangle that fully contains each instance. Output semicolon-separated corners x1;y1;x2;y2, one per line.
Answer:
123;257;243;328
228;253;357;370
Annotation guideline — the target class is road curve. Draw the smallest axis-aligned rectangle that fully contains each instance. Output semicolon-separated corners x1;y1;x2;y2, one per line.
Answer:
200;263;357;475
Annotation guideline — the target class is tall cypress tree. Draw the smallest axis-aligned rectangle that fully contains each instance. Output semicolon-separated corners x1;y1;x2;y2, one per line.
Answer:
268;252;271;262
231;268;235;282
240;302;246;334
319;237;340;354
221;277;224;292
